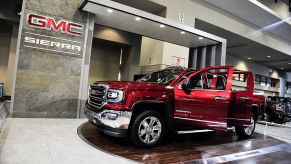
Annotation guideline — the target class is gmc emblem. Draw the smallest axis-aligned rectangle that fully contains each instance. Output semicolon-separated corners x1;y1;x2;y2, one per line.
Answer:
27;13;83;36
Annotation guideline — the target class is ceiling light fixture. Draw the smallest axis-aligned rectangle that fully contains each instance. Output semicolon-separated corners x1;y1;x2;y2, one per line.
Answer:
107;9;113;13
180;31;185;34
160;24;165;28
198;37;204;40
281;68;284;70
135;17;141;21
267;56;271;58
248;57;252;60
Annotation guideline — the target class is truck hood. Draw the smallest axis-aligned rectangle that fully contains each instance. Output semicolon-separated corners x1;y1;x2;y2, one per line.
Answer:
93;81;168;91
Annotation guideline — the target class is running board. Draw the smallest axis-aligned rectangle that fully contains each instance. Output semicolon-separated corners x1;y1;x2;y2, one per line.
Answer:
176;129;214;134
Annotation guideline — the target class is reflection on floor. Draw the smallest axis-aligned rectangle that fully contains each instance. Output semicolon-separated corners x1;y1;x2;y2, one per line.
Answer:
78;122;291;163
0;118;290;164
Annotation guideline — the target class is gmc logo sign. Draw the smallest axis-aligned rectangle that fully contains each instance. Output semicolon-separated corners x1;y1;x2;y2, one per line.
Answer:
27;13;83;36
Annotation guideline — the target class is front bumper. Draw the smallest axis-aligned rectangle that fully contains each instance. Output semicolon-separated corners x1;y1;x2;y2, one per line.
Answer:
84;107;132;137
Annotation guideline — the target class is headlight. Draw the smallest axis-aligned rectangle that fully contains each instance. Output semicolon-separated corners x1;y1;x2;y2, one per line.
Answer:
107;89;124;103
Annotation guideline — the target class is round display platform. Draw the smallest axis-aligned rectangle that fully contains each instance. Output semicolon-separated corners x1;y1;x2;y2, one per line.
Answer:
78;122;291;163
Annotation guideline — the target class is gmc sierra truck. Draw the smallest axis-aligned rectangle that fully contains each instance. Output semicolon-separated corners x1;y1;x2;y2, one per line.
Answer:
84;66;265;148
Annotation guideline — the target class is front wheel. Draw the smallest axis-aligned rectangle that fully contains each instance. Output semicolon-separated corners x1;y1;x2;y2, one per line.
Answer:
235;116;256;138
129;110;165;148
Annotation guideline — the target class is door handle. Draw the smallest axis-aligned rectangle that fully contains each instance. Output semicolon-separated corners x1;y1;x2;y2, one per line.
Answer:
240;97;250;101
213;96;227;101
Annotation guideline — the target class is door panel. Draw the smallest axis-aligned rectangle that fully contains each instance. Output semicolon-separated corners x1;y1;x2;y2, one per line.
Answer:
174;66;234;131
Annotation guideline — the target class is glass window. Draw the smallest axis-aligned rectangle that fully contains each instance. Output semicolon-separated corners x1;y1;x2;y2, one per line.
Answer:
188;74;203;90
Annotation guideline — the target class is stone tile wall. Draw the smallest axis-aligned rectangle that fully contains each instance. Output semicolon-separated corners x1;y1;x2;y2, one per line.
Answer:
13;0;87;118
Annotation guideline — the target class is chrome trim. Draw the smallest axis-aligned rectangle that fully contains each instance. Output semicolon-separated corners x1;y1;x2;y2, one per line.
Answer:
84;107;132;129
176;110;191;114
88;83;108;109
227;118;250;121
174;116;226;125
177;129;213;134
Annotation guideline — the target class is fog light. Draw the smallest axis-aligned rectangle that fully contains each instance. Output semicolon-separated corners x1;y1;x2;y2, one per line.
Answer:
101;111;119;120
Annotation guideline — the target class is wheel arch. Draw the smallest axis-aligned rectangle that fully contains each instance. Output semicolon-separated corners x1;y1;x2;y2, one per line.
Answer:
129;100;173;131
251;104;259;121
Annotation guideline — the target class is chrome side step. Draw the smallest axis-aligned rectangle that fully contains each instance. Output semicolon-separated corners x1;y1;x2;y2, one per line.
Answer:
176;129;214;134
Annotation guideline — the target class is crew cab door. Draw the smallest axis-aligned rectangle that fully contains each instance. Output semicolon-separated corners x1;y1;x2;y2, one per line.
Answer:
174;66;234;131
230;72;254;126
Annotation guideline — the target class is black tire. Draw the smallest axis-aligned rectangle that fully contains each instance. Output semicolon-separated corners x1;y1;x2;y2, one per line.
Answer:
264;112;272;122
129;110;166;148
235;115;256;138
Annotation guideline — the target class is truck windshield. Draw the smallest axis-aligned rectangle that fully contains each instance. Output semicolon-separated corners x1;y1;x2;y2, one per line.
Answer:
136;69;184;85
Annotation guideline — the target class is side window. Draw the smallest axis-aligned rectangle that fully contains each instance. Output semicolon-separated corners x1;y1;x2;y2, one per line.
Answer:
175;71;195;86
179;68;230;91
215;75;227;90
188;73;203;90
231;72;248;92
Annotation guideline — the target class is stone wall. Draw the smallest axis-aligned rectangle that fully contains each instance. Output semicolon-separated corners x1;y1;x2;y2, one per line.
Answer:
13;0;87;118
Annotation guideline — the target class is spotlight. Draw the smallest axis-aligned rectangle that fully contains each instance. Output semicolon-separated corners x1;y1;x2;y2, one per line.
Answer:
107;9;113;13
160;24;165;28
180;31;185;34
198;37;204;40
267;56;271;58
135;17;141;21
248;57;252;60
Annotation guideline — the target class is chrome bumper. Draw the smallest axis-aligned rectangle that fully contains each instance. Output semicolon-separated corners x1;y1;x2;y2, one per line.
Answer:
84;107;132;130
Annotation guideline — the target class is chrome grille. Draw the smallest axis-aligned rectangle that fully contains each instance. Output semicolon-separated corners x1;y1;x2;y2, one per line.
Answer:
88;84;108;108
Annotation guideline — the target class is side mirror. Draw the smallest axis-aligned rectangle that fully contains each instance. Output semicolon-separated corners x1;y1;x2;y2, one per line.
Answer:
181;80;189;90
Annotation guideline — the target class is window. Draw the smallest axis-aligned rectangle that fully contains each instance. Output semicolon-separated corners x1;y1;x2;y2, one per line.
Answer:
232;73;246;82
175;71;195;86
255;74;278;87
188;73;203;90
182;68;229;91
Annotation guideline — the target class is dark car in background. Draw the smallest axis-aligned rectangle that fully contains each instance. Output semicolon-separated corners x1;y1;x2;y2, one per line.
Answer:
265;96;291;123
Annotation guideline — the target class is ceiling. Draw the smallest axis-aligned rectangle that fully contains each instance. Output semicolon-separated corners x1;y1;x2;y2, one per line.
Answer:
79;0;225;48
111;0;167;17
195;19;291;71
202;0;291;43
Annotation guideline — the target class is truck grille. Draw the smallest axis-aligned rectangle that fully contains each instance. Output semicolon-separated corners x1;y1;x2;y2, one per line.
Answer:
88;84;108;109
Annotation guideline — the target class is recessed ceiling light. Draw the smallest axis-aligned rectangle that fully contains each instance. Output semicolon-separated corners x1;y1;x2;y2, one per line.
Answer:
160;24;165;28
107;9;113;13
180;31;185;34
267;56;271;58
198;37;204;40
281;68;284;70
248;57;252;60
135;17;141;21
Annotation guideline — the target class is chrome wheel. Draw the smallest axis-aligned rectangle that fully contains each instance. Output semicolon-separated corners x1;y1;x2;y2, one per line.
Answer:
138;116;162;144
244;117;255;136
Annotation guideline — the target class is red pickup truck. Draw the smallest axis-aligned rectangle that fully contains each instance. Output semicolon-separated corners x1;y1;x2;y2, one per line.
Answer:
85;66;265;148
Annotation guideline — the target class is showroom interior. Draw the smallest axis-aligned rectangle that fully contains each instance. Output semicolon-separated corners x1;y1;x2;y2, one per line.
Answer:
0;0;291;163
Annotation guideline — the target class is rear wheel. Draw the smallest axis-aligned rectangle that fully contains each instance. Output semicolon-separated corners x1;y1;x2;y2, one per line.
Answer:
235;115;256;138
129;110;165;148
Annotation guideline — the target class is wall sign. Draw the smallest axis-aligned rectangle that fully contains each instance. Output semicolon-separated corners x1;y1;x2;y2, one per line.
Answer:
179;13;185;24
23;13;84;57
27;13;84;36
172;56;185;66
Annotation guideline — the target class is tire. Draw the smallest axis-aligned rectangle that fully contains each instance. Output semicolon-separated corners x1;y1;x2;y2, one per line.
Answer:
264;112;272;122
235;115;256;138
129;110;166;148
